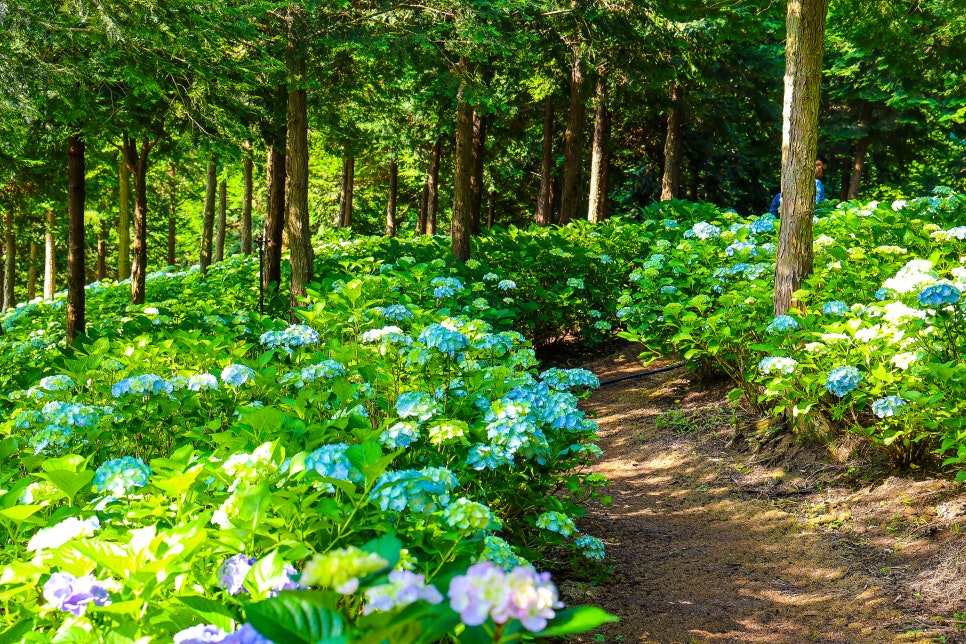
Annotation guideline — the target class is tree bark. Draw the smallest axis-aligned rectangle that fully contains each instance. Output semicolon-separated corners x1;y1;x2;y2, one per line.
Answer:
118;158;131;281
470;110;487;234
587;76;611;222
847;104;874;200
67;135;86;343
536;97;555;226
44;209;56;299
27;241;38;301
452;74;475;262
200;159;217;275
386;158;398;237
559;53;586;224
338;156;355;228
487;190;496;229
2;209;14;311
661;83;685;201
774;0;829;315
426;139;441;235
241;156;253;254
418;182;429;235
264;133;286;292
839;161;850;200
124;136;152;305
215;178;227;262
286;6;312;315
97;220;106;280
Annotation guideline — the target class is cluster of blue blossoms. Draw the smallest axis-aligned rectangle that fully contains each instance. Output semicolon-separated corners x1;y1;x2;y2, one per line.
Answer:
92;456;152;497
872;395;906;419
918;284;961;307
825;366;862;397
259;324;321;354
822;300;850;316
370;467;459;513
766;315;799;334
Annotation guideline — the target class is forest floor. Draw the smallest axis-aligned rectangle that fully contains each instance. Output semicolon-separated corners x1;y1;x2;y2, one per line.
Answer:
545;343;966;644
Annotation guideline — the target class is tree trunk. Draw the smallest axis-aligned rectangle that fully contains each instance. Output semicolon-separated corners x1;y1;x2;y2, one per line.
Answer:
338;157;355;228
215;179;227;262
588;76;611;222
67;135;86;343
426;139;441;235
661;83;685;201
44;209;56;299
286;7;312;316
774;0;829;315
118;158;131;281
27;242;38;300
2;209;14;311
470;110;487;234
847;104;873;200
200;159;217;275
124;136;152;305
559;53;586;224
386;158;398;237
167;196;177;266
452;73;475;262
536;98;554;226
487;190;496;229
97;220;106;280
264;133;286;292
418;182;429;235
839;162;850;201
241;156;253;254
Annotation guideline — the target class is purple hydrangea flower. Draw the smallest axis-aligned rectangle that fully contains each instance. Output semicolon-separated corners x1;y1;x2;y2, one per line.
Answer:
218;554;256;595
174;624;228;644
43;571;111;616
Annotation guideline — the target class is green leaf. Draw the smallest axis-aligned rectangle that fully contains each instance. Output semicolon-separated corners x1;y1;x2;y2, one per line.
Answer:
245;591;345;644
0;505;44;525
0;616;34;644
533;606;619;638
42;470;94;502
360;533;401;571
177;595;237;631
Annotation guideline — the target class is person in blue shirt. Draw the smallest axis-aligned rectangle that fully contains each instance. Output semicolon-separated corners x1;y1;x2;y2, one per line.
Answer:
769;155;828;215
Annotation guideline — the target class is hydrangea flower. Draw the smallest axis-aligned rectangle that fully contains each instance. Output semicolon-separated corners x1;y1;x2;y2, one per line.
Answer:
875;287;892;301
173;624;228;644
662;219;679;229
477;536;528;570
497;279;517;291
540;368;599;391
222;443;278;489
360;326;409;345
27;516;100;552
443;498;500;532
825;366;862;397
43;572;111;616
300;546;388;594
758;356;798;376
918;284;961;307
187;373;219;392
370;467;459;513
305;443;362;491
750;216;775;234
279;360;347;386
259;325;320;354
687;221;721;240
660;285;677;294
566;278;585;289
379;421;420;449
536;511;578;537
575;535;606;562
466;443;515;470
395;391;440;422
725;241;757;257
417;323;470;357
882;260;937;294
822;300;849;316
872;395;906;419
598;254;614;264
430;277;464;298
765;315;799;334
39;374;75;391
111;373;173;397
448;562;563;632
483;272;499;281
382;304;413;321
221;364;256;388
92;456;151;496
362;570;443;615
219;554;256;595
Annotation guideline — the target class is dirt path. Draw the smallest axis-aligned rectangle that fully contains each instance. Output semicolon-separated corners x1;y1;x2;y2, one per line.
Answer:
560;346;966;644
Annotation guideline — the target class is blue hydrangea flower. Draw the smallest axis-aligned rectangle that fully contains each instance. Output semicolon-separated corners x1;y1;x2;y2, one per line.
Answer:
749;216;776;234
575;535;606;561
259;325;320;354
483;272;498;281
477;536;528;570
725;241;757;257
187;373;219;392
875;288;892;301
417;324;470;357
825;366;862;397
219;554;256;595
39;375;76;391
598;254;614;264
221;364;256;388
379;421;420;449
465;444;515;470
765;315;799;334
918;284;961;307
758;356;798;376
566;278;585;289
395;391;439;422
370;467;459;513
429;277;464;298
872;395;906;419
111;373;173;397
660;285;677;295
382;304;413;321
687;222;721;240
540;368;600;391
662;219;679;229
304;443;363;491
497;279;517;291
92;457;152;496
536;511;578;537
279;359;346;386
822;300;850;316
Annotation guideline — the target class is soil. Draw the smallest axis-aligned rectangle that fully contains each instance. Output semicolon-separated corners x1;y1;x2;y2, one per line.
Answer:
553;344;966;644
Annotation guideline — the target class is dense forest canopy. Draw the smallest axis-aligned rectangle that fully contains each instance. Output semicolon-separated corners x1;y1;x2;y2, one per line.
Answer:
0;0;963;310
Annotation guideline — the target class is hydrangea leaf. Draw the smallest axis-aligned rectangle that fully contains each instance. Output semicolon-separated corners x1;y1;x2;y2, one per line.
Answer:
245;591;345;644
533;606;620;638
